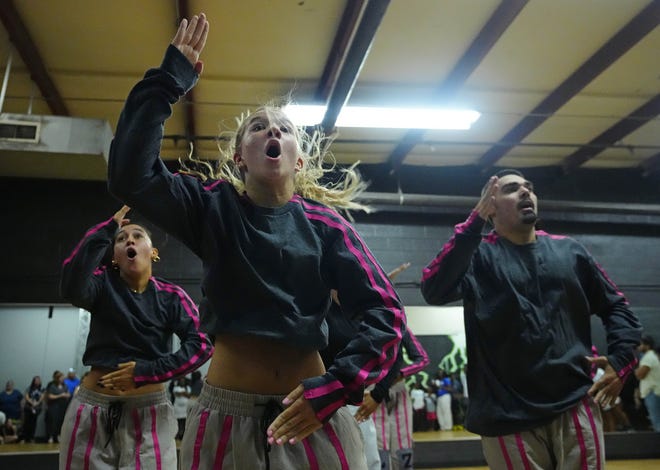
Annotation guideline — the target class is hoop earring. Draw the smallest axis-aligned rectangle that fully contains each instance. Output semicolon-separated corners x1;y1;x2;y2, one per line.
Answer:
152;254;161;263
111;260;119;270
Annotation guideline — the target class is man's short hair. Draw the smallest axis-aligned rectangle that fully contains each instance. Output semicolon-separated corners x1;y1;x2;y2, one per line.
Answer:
481;169;526;196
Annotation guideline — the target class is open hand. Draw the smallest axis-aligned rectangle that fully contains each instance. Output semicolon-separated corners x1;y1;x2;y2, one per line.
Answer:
172;13;209;74
354;391;379;423
98;361;137;392
475;176;498;221
266;385;322;445
112;205;131;227
586;355;623;409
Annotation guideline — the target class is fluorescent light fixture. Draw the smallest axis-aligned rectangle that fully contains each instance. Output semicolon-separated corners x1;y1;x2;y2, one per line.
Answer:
284;105;480;130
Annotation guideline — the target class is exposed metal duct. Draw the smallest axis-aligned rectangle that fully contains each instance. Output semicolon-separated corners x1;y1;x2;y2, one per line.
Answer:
0;113;113;180
357;191;660;226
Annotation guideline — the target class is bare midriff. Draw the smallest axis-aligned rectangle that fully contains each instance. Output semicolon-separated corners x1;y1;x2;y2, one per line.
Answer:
81;367;165;396
206;334;326;394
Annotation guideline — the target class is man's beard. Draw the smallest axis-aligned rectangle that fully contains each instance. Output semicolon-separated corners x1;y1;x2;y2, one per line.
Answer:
521;212;538;225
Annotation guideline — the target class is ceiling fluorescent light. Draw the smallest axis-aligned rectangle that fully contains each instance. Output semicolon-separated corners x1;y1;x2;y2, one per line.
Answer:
284;105;480;130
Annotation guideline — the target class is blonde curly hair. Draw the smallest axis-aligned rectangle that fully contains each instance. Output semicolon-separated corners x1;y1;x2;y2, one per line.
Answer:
179;105;369;213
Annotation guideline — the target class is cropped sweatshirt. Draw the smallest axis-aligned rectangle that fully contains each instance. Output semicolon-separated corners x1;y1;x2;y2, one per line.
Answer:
107;45;405;422
61;217;213;386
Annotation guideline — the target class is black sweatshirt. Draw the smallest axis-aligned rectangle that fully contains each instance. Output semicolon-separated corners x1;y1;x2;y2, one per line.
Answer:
61;217;214;385
107;45;405;422
421;211;641;436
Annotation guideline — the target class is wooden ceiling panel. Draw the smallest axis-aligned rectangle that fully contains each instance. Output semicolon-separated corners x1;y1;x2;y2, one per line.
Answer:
466;0;652;92
359;0;500;84
14;0;175;75
199;0;346;80
0;0;657;201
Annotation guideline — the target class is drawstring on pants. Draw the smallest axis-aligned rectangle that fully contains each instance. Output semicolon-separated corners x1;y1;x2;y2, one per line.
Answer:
104;401;124;448
259;399;283;470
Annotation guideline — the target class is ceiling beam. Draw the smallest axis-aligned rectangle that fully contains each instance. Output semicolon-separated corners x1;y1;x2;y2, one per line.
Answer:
315;0;366;102
176;0;196;144
640;151;660;176
561;94;660;172
387;0;528;173
477;0;660;170
319;0;391;135
0;0;68;115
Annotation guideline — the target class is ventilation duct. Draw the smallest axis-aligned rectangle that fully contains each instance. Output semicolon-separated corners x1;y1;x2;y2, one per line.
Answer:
0;113;113;180
0;119;40;143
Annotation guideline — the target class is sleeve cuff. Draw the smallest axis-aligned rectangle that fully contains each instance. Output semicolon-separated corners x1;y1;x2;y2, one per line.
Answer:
160;45;200;95
302;372;347;423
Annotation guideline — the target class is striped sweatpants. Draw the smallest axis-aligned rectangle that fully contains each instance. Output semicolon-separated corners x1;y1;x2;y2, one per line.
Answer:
59;386;177;470
179;382;367;470
372;381;414;470
481;397;605;470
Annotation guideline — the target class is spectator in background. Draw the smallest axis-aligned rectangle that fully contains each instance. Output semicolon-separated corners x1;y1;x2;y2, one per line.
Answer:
0;380;23;424
63;368;80;396
410;382;426;433
22;376;45;443
636;334;660;431
45;370;69;444
424;386;438;431
434;369;453;431
0;410;19;444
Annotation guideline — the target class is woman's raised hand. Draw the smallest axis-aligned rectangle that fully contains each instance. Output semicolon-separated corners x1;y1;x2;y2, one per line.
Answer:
171;13;209;75
112;205;131;227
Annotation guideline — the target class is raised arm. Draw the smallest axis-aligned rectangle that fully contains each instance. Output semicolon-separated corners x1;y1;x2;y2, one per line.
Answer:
60;207;129;309
107;15;210;253
420;177;498;305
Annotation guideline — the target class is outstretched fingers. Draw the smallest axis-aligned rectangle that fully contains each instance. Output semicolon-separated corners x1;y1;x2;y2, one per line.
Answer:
189;14;209;52
171;13;209;69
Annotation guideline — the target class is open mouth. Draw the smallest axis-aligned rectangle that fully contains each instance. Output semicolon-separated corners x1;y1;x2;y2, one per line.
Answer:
518;199;535;211
127;247;137;259
266;141;281;158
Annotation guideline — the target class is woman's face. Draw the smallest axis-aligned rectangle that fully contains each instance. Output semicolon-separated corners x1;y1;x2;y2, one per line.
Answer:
233;109;303;188
112;224;157;276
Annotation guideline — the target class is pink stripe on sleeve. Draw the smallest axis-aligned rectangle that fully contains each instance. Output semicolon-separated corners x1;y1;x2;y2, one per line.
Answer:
63;218;113;266
421;211;481;282
132;278;212;383
302;208;403;386
303;380;343;399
